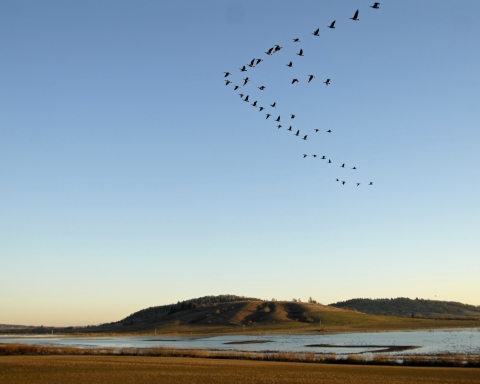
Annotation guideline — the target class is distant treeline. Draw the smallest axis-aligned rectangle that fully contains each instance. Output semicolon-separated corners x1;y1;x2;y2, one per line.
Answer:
330;297;480;318
115;295;260;325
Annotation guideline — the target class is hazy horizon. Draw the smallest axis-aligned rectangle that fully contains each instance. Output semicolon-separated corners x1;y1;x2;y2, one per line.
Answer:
1;0;479;327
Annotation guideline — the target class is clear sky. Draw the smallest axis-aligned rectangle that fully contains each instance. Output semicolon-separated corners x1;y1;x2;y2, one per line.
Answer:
1;0;479;326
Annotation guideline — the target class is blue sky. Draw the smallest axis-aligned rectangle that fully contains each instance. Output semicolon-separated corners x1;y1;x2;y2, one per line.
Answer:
1;0;479;326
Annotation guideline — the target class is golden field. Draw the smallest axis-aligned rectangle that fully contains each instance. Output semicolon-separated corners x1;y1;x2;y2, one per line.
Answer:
1;356;479;384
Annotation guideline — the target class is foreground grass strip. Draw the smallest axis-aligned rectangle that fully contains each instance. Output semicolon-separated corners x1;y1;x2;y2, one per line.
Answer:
1;356;479;384
1;343;479;368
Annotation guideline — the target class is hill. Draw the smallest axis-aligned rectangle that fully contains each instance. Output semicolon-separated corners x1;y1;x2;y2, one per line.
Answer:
329;298;480;319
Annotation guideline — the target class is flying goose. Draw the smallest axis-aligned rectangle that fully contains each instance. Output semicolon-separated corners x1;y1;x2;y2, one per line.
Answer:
308;75;315;83
291;114;296;119
371;3;380;9
293;38;300;42
328;21;336;29
312;28;320;36
224;72;231;77
296;49;304;57
270;102;276;108
266;114;271;119
295;130;300;136
324;79;331;86
234;85;240;90
258;86;266;90
225;80;231;85
302;135;308;140
275;116;281;122
350;10;359;21
292;78;299;84
243;77;250;86
240;65;247;72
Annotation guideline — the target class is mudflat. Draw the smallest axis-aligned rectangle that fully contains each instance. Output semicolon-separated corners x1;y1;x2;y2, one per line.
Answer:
1;356;479;384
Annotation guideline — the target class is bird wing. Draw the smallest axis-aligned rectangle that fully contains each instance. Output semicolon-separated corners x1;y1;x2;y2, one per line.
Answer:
354;10;359;18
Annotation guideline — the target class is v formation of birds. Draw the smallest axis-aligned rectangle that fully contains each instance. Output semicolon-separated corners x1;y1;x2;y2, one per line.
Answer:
224;5;381;187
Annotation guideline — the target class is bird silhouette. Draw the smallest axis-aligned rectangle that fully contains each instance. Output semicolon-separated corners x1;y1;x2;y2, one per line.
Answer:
324;79;331;86
328;159;332;163
315;129;319;132
313;155;317;158
326;130;332;133
265;47;274;55
296;49;304;57
277;125;282;129
224;72;231;77
369;182;373;185
371;2;380;9
356;183;361;186
243;77;250;86
352;167;357;170
321;156;326;159
234;85;240;90
341;164;345;168
291;114;296;119
270;102;276;108
288;126;292;131
239;93;244;98
295;130;300;136
286;61;293;68
328;21;336;29
266;114;271;119
336;178;339;182
350;10;359;21
308;75;315;83
240;65;247;72
303;154;308;158
255;58;263;65
244;95;249;102
293;38;300;42
258;86;265;90
342;181;346;185
275;116;281;122
302;135;308;140
292;78;299;84
312;28;320;36
274;45;282;52
259;107;264;111
251;101;257;107
225;80;231;85
248;59;255;68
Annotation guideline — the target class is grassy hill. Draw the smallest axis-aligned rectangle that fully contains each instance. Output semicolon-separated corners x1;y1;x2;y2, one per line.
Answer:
329;298;480;319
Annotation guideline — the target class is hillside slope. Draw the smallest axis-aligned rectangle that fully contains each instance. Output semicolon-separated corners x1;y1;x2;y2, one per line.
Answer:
330;298;480;319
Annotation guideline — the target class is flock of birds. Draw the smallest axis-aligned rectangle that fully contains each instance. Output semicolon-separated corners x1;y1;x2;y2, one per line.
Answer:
224;4;382;187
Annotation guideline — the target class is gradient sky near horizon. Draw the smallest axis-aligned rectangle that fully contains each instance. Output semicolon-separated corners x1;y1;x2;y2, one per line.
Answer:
1;0;479;326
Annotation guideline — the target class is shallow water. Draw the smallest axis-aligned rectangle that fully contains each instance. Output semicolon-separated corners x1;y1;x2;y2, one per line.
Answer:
2;329;480;355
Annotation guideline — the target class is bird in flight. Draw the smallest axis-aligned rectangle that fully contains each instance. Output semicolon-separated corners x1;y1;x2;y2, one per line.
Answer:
336;178;339;182
356;183;361;186
274;45;282;52
244;95;249;102
251;101;257;107
291;114;296;119
256;58;263;65
308;75;315;83
324;79;331;86
293;38;300;42
275;116;281;122
313;155;317;158
342;181;346;185
240;65;247;72
352;167;357;170
371;2;380;9
258;86;266;90
326;130;332;133
259;107;264;111
312;28;320;36
369;182;373;185
295;130;300;136
266;114;271;119
350;10;359;21
288;126;292;131
248;59;256;68
328;159;332;163
234;85;240;90
225;80;231;85
302;135;308;140
328;21;336;29
292;78;299;84
303;154;308;158
277;125;282;129
321;156;326;159
265;47;274;55
315;129;319;132
224;72;231;77
296;49;304;57
286;61;293;68
270;102;276;108
341;164;345;168
239;93;244;98
243;77;250;86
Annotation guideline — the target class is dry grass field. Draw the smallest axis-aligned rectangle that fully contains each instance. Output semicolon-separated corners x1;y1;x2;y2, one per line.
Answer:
1;356;479;384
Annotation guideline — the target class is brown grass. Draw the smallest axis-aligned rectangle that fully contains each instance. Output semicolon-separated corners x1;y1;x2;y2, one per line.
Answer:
1;356;479;384
1;343;479;368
